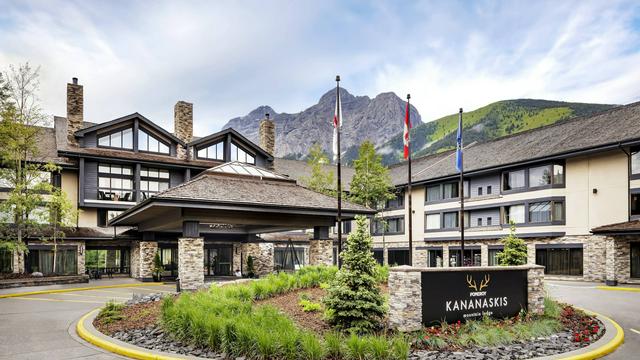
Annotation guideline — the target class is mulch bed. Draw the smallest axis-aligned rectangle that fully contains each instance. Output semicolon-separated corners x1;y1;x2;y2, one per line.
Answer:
94;301;162;336
256;287;331;334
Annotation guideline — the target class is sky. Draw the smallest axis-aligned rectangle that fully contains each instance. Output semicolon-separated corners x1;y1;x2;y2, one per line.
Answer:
1;0;639;135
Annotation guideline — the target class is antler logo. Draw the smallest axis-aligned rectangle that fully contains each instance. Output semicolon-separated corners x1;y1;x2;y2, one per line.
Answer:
466;274;490;291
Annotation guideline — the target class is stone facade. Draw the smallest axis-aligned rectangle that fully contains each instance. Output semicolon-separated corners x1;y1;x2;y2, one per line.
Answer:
66;79;83;146
242;242;274;276
388;266;422;332
178;237;204;290
12;250;24;273
309;239;333;266
130;241;141;278
174;101;193;159
388;265;545;332
527;266;545;315
259;118;275;156
138;241;158;280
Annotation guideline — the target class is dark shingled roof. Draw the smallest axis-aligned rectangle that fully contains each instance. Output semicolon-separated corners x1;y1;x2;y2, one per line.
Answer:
58;146;223;168
273;158;355;191
591;220;640;234
390;101;640;186
152;163;372;213
31;126;75;166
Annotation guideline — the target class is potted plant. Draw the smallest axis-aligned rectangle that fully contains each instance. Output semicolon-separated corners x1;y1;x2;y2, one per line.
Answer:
246;255;256;278
152;252;164;282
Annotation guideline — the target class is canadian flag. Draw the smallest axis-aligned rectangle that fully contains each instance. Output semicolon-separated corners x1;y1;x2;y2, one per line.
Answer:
403;101;411;159
332;89;342;161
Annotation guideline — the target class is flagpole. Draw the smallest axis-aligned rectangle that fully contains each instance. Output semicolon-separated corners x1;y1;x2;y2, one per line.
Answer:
459;108;465;266
406;94;413;266
336;75;343;269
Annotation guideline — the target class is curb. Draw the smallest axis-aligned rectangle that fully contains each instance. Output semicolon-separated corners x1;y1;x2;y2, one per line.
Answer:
596;286;640;293
0;282;166;299
76;308;201;360
76;304;625;360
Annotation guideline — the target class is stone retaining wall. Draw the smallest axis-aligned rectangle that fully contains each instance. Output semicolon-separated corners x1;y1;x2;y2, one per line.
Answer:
388;265;545;332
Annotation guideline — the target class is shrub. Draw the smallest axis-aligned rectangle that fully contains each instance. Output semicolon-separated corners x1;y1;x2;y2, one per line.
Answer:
390;335;411;360
374;265;389;284
323;331;343;358
323;215;385;333
497;222;528;266
96;300;125;324
345;333;367;360
246;255;256;278
300;332;326;360
299;299;323;312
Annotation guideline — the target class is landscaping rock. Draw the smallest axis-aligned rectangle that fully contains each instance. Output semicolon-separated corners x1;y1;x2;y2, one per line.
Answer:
112;326;226;359
31;272;43;277
126;292;164;306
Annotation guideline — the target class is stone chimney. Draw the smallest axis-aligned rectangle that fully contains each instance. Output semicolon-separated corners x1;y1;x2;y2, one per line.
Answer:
174;101;193;158
66;77;83;146
259;113;275;156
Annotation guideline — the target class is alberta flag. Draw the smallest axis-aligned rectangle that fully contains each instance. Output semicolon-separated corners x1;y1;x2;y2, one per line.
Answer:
456;109;463;172
332;89;342;161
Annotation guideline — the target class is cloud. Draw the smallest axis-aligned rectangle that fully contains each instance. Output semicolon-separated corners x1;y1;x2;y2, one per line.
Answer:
0;0;639;136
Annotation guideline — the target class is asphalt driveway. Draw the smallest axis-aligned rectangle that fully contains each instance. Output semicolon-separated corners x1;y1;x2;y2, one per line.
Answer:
0;279;176;360
546;280;640;359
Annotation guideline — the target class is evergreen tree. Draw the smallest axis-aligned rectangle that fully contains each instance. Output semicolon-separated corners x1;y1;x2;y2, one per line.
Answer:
497;222;528;266
349;140;394;208
323;215;385;333
300;143;336;196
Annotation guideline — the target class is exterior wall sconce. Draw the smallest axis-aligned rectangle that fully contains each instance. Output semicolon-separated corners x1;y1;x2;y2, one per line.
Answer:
593;188;598;194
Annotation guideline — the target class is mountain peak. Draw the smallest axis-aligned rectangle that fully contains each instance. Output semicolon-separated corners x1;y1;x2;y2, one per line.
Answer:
318;87;356;104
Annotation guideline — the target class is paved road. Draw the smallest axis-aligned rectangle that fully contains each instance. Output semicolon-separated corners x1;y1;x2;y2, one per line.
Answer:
0;279;176;360
546;280;640;359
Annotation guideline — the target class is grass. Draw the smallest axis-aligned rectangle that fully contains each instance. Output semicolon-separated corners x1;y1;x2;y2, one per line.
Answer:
417;297;564;350
161;265;408;360
96;301;125;324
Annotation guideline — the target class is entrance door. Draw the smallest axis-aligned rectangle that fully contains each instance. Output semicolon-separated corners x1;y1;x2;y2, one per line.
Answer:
160;247;178;278
204;246;233;276
632;242;640;279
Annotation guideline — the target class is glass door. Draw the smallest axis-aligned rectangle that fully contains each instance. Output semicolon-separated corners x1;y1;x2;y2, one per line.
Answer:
632;243;640;279
204;246;233;276
160;247;178;277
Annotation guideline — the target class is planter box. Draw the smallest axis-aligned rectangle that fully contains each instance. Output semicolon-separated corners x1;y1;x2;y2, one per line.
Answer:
0;275;89;289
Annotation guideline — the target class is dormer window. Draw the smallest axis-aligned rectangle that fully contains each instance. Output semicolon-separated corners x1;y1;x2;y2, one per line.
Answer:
98;128;133;149
197;141;224;160
231;142;255;164
138;129;170;154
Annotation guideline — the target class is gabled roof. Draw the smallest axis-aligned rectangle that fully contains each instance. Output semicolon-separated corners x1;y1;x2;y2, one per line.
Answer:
390;101;640;186
273;158;355;191
73;112;186;146
591;220;640;234
188;128;273;160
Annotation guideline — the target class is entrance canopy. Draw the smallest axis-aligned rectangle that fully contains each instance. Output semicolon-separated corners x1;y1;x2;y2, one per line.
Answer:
109;162;375;235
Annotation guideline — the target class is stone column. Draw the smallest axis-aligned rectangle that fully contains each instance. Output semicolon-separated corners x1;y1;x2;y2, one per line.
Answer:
178;237;204;290
480;244;489;267
77;242;86;276
139;241;158;281
309;240;334;266
413;248;428;267
605;236;618;285
526;243;536;265
442;246;450;268
12;251;24;274
242;242;274;276
527;265;545;315
388;266;422;332
130;241;141;278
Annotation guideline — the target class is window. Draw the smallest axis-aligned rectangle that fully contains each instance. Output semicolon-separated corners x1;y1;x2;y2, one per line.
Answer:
373;217;404;234
449;249;481;267
529;201;564;223
503;170;525;190
388;249;410;266
477;218;483;227
98;164;134;202
477;187;483;196
231;142;255;164
427;249;443;267
197;141;224;160
385;191;405;209
443;212;458;229
426;185;441;202
505;204;525;224
0;250;12;273
138;129;169;154
529;165;552;187
632;150;640;175
632;194;640;216
488;248;503;266
553;165;564;185
487;185;492;195
98;128;133;149
487;217;492;226
372;249;384;265
140;167;170;200
274;247;306;270
98;209;124;227
26;248;77;275
536;247;583;276
425;214;441;230
443;182;459;199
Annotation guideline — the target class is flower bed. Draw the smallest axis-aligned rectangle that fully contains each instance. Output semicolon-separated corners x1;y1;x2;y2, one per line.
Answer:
93;266;604;360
